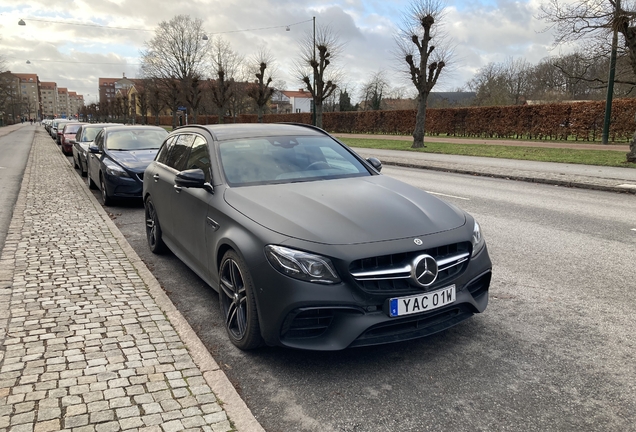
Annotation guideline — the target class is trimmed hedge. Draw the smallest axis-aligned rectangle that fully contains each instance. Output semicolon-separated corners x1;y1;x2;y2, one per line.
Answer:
145;99;636;141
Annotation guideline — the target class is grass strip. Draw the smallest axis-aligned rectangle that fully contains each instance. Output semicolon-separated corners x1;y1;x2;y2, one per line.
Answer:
339;138;636;168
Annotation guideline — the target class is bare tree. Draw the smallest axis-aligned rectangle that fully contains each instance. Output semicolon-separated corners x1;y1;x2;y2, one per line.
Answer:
396;0;452;148
246;49;276;123
540;0;636;160
468;58;533;106
208;37;242;123
360;71;391;110
140;15;210;128
468;62;509;106
295;25;342;128
0;71;20;125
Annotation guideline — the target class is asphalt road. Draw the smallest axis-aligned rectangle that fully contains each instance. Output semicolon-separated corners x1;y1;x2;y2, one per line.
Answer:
0;125;34;255
76;157;636;431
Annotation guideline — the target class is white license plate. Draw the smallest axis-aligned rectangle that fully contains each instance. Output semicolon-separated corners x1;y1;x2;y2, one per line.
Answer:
389;285;456;317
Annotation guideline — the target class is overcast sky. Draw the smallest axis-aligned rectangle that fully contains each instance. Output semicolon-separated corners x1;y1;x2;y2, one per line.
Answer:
0;0;558;104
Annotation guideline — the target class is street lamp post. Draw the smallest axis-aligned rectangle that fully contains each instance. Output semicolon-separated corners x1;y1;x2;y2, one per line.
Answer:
312;16;316;126
602;0;621;144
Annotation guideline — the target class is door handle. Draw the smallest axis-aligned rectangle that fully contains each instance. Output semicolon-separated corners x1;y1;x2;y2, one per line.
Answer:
173;184;182;193
153;173;159;183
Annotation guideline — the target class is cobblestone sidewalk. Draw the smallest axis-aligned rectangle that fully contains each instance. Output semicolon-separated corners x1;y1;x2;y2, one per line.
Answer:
0;130;263;431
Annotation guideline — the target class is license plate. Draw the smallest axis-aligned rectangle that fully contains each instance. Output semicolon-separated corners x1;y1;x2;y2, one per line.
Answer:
389;285;456;317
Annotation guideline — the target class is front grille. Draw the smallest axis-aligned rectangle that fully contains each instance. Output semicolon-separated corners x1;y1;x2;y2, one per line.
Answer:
349;242;471;295
350;304;474;347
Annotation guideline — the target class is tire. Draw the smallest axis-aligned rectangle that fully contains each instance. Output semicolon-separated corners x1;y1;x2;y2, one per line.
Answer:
144;197;167;254
219;250;263;350
100;174;113;206
87;167;97;189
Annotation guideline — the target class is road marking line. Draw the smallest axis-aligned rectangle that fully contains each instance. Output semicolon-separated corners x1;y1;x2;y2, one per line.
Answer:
425;191;470;200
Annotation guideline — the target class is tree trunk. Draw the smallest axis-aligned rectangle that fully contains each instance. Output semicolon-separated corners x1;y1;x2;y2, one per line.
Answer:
412;94;428;148
172;111;178;129
257;108;264;123
628;132;636;163
315;102;323;128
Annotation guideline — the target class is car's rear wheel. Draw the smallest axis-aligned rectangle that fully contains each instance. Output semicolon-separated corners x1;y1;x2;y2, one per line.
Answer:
219;250;263;350
145;197;166;254
100;174;113;206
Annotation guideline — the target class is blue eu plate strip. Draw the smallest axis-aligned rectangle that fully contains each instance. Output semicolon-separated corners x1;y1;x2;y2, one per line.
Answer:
390;299;398;317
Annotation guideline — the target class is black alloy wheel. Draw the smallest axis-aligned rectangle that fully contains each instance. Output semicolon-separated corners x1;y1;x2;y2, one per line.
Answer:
219;250;263;350
100;174;112;206
145;198;166;254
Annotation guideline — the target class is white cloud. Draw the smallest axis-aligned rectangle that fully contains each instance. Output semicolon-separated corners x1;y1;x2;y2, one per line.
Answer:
0;0;560;102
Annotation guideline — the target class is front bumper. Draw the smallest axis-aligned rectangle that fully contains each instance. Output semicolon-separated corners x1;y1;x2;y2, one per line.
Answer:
103;171;144;199
252;238;492;351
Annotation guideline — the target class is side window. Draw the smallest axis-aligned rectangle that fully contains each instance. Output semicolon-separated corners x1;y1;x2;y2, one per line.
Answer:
165;134;194;171
95;131;104;151
155;136;175;164
185;136;212;182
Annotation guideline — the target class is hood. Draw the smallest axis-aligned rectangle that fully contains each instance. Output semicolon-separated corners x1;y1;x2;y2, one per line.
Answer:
224;176;466;245
109;149;158;172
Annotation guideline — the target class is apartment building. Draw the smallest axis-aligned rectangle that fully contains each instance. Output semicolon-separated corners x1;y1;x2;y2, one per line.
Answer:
14;73;41;120
99;78;119;106
40;82;58;118
57;87;70;118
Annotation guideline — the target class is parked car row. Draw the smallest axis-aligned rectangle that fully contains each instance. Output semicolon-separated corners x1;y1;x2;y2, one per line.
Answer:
49;121;492;351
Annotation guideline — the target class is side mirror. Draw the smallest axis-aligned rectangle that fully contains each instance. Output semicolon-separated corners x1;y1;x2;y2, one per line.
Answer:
367;157;382;172
175;169;214;193
88;144;100;154
69;139;77;145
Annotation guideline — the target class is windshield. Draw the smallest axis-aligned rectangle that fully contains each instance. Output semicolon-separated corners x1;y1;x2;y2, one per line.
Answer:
106;129;168;151
219;135;371;186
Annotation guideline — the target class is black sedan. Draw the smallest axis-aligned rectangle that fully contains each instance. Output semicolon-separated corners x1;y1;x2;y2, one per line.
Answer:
143;123;491;350
87;125;168;205
72;123;123;176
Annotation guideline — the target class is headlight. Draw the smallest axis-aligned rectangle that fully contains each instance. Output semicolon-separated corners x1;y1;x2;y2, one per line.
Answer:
471;220;485;257
265;245;341;284
105;164;130;178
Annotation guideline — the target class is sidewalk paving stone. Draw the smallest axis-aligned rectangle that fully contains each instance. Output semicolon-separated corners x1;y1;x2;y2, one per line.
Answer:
0;129;264;431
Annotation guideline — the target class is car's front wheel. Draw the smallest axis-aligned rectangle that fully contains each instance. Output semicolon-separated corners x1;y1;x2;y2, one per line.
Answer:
100;174;113;206
145;197;166;254
219;250;263;350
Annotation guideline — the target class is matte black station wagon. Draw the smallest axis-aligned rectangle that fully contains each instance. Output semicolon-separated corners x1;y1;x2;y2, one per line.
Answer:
143;123;492;350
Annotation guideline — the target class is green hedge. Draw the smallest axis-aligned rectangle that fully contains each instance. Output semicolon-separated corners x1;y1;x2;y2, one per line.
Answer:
148;99;636;141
